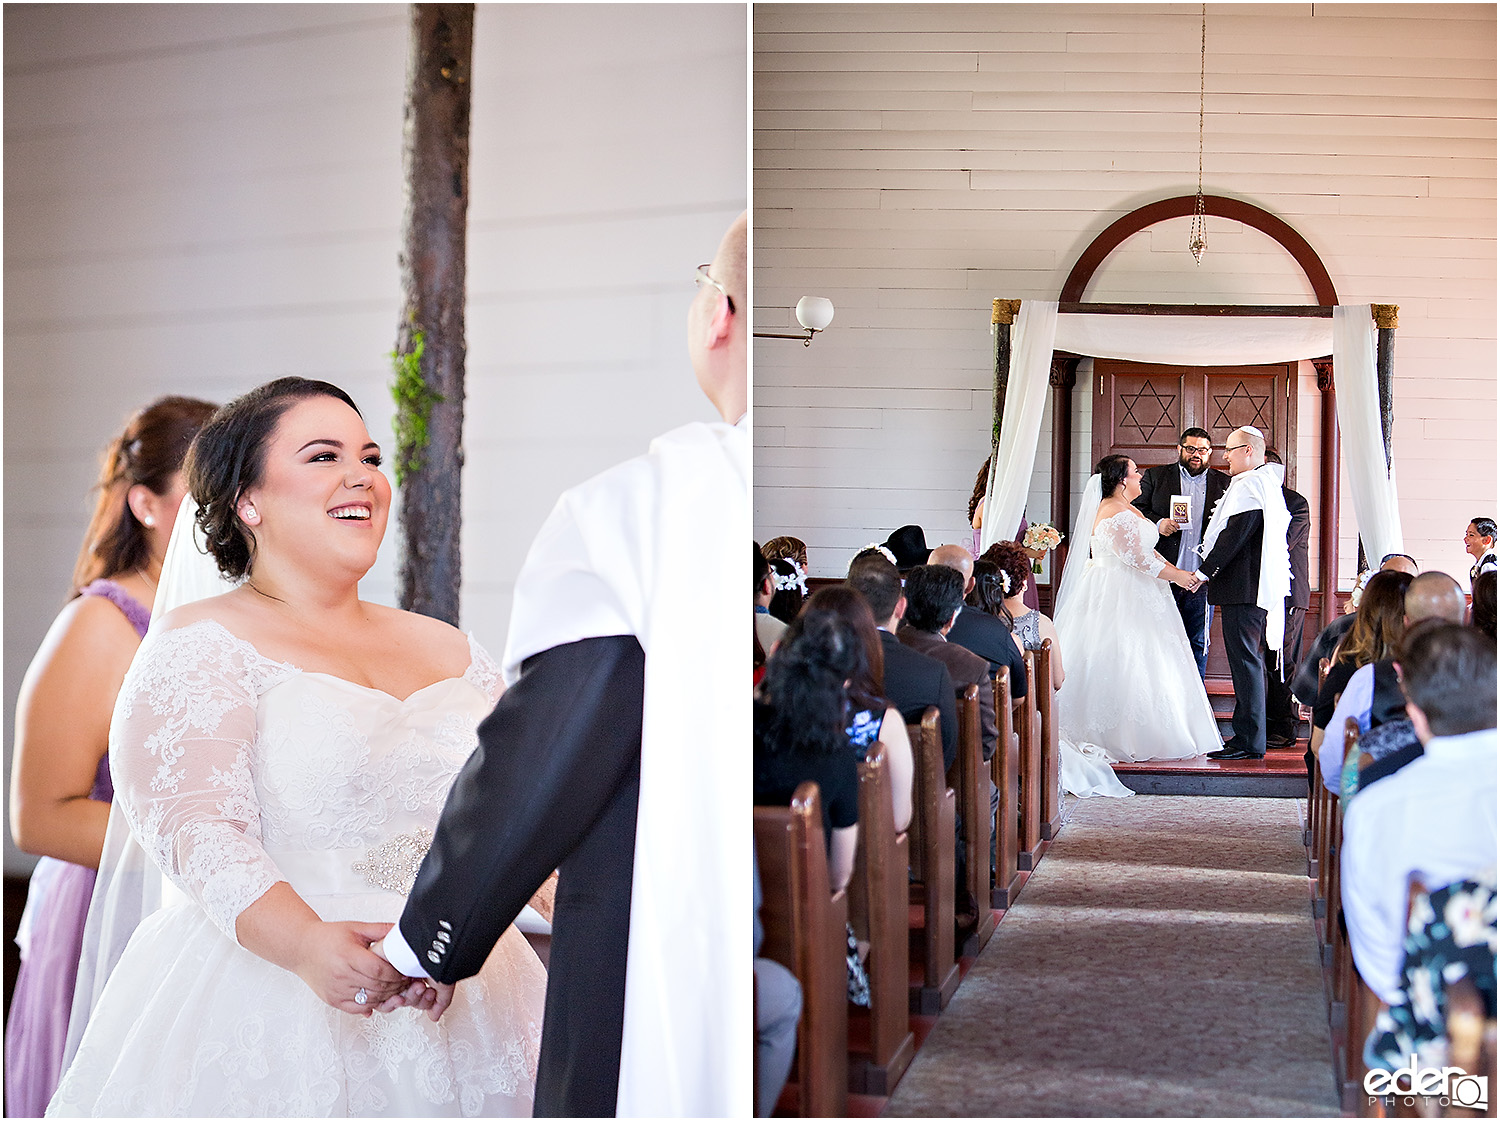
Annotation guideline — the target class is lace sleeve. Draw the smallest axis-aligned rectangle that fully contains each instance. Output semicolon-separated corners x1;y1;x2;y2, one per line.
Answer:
1097;513;1166;577
465;634;504;705
109;622;294;943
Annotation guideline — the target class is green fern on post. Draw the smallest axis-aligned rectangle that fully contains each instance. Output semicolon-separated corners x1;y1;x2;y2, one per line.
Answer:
390;330;443;484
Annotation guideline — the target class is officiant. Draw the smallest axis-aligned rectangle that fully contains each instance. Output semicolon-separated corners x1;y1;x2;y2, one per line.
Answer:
1133;427;1230;678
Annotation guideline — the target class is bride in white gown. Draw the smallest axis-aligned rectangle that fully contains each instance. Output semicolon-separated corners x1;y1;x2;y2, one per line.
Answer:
49;379;545;1116
1051;455;1223;798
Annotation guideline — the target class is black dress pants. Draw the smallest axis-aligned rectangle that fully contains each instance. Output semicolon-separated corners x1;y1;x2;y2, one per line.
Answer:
1219;601;1268;756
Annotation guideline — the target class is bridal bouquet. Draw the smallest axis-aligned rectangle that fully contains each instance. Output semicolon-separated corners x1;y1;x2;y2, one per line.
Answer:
1022;522;1063;573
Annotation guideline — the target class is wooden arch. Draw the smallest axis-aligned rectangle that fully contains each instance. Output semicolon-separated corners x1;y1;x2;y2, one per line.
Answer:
1059;194;1339;306
1037;194;1346;624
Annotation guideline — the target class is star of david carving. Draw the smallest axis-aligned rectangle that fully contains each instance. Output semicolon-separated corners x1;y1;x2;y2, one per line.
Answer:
1119;380;1177;443
1212;381;1272;434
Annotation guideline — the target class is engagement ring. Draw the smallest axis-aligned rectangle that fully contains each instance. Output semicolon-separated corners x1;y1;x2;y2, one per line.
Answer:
355;987;368;1006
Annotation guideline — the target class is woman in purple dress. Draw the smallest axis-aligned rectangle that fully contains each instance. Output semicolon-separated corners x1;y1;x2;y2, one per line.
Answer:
6;396;215;1117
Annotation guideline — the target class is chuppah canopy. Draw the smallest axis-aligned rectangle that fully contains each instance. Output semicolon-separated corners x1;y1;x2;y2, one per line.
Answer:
979;301;1403;566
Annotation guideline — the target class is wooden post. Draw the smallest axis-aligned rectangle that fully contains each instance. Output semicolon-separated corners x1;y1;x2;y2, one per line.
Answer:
1048;353;1080;595
1314;358;1340;627
394;4;473;624
991;299;1021;447
1372;304;1398;471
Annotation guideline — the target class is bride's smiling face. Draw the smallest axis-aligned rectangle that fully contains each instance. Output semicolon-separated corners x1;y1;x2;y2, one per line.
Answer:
1120;460;1143;501
237;395;391;577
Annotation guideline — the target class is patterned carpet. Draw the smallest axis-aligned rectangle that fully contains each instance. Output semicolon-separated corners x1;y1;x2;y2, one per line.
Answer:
884;796;1340;1117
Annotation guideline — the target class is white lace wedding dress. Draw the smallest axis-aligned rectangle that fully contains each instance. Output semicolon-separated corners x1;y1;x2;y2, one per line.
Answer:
1052;510;1222;798
48;620;545;1117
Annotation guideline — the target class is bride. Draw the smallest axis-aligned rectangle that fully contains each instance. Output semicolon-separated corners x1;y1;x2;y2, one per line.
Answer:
1051;454;1222;798
49;378;545;1116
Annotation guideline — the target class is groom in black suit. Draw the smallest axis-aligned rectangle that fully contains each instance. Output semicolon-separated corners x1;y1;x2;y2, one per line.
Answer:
1133;427;1229;677
1194;427;1289;760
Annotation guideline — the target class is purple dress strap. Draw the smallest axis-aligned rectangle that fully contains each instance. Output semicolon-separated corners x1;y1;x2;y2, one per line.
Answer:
4;579;146;1115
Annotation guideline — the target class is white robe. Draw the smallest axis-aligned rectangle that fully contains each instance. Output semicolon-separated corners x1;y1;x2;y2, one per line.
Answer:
503;418;751;1118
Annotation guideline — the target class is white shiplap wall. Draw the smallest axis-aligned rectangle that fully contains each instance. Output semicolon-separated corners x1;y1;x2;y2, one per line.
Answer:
4;3;746;875
753;2;1497;583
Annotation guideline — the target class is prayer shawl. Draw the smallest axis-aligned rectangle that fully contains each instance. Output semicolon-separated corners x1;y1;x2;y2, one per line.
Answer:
504;419;750;1117
1199;462;1293;653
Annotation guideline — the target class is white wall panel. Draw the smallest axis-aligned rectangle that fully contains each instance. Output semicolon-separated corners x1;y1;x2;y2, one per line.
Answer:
3;3;746;875
754;3;1496;589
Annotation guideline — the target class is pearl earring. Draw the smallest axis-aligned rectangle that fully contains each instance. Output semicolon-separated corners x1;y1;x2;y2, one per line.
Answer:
143;513;156;528
243;505;257;522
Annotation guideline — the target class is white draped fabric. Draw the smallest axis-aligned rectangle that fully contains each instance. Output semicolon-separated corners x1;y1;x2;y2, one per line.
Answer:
979;300;1058;552
1333;305;1404;562
1053;314;1333;365
981;301;1402;571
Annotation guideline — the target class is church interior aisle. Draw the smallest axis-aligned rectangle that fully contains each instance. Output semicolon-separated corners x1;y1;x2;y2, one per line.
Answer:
884;796;1339;1117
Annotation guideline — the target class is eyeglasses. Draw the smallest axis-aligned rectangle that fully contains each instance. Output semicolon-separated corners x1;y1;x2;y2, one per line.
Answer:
1180;444;1212;455
1224;443;1250;455
694;265;736;314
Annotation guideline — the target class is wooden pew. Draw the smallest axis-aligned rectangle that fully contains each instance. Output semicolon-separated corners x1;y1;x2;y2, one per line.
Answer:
754;784;848;1117
849;743;915;1096
990;666;1022;910
906;707;959;1014
1017;649;1044;870
952;684;997;957
1037;639;1062;840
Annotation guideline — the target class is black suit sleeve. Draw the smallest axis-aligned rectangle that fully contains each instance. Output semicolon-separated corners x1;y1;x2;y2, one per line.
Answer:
399;634;645;983
934;662;958;774
1199;509;1263;580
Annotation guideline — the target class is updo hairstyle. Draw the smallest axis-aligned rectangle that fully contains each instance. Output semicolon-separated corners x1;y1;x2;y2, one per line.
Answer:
984;540;1034;630
73;395;219;594
968;559;1006;616
757;605;869;758
1096;454;1132;499
187;377;361;581
767;557;807;624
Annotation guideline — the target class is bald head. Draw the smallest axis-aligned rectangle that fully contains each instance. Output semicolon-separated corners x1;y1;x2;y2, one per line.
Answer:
1404;571;1468;626
1381;554;1420;577
929;544;976;594
688;211;747;423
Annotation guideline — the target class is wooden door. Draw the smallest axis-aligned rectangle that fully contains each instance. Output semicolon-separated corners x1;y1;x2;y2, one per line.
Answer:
1092;361;1298;484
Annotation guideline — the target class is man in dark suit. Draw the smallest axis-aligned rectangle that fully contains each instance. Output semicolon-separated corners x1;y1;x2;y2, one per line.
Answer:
1263;449;1311;747
928;543;1027;704
899;564;998;762
1133;427;1230;677
848;551;958;772
1193;426;1292;760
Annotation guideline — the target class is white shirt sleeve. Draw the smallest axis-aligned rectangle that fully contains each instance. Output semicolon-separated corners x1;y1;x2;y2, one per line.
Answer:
1340;794;1404;1004
379;925;431;979
1319;664;1376;793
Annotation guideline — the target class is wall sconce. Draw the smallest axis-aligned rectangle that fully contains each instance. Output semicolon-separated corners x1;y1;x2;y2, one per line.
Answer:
754;296;835;347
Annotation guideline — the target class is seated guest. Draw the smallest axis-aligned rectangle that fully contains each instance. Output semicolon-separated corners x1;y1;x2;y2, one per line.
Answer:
1321;573;1468;794
767;556;807;625
847;551;958;772
1471;569;1496;640
1363;870;1497;1077
808;585;914;832
967;559;1007;615
987;540;1065;691
762;535;808;572
753;607;864;890
881;524;930;572
1291;553;1418;707
1465;517;1496;581
1341;622;1497;1006
899;565;997;762
754;543;787;655
1309;569;1412;783
929;543;1028;701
